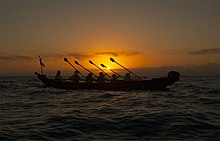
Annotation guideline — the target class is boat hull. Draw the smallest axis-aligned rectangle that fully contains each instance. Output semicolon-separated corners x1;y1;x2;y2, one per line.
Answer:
35;71;180;91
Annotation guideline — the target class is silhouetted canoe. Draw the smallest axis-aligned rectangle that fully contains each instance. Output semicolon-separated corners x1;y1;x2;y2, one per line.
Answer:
35;71;180;91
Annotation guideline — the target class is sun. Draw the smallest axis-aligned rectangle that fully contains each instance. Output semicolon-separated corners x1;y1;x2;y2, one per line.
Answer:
107;66;111;70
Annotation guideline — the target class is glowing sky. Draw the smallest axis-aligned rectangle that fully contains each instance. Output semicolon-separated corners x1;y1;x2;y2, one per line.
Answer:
0;0;219;76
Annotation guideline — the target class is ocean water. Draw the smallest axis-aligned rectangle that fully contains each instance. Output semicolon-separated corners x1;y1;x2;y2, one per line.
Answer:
0;76;219;140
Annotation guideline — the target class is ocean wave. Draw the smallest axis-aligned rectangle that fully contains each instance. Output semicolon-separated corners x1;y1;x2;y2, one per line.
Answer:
1;76;219;140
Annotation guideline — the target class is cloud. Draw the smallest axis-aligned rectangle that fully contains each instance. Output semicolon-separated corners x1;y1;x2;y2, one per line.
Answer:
95;51;119;56
45;50;141;60
0;55;33;61
68;53;94;59
120;51;141;56
95;51;141;56
189;48;220;55
42;53;65;59
41;53;92;60
0;50;141;61
42;53;94;60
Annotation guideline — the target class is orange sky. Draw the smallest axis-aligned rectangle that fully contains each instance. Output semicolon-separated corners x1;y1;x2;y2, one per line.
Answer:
0;0;219;76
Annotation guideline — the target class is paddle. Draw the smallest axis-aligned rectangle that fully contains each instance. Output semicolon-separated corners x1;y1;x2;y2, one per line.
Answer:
101;64;124;78
110;58;142;80
74;61;98;78
89;60;111;78
64;58;85;78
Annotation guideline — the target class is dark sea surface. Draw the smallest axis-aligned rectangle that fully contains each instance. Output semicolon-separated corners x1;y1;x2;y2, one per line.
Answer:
0;76;219;140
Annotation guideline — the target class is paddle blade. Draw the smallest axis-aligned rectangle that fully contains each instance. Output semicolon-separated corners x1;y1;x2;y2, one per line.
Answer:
101;64;106;68
110;58;115;62
89;60;94;64
74;61;79;65
64;58;68;62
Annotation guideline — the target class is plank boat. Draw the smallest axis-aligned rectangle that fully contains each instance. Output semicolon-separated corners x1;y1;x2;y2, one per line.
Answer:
35;71;180;91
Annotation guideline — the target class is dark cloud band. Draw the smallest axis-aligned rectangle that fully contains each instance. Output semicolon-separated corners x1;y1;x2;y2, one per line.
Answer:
0;55;33;61
0;50;141;61
68;53;94;59
189;48;220;55
95;51;140;56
